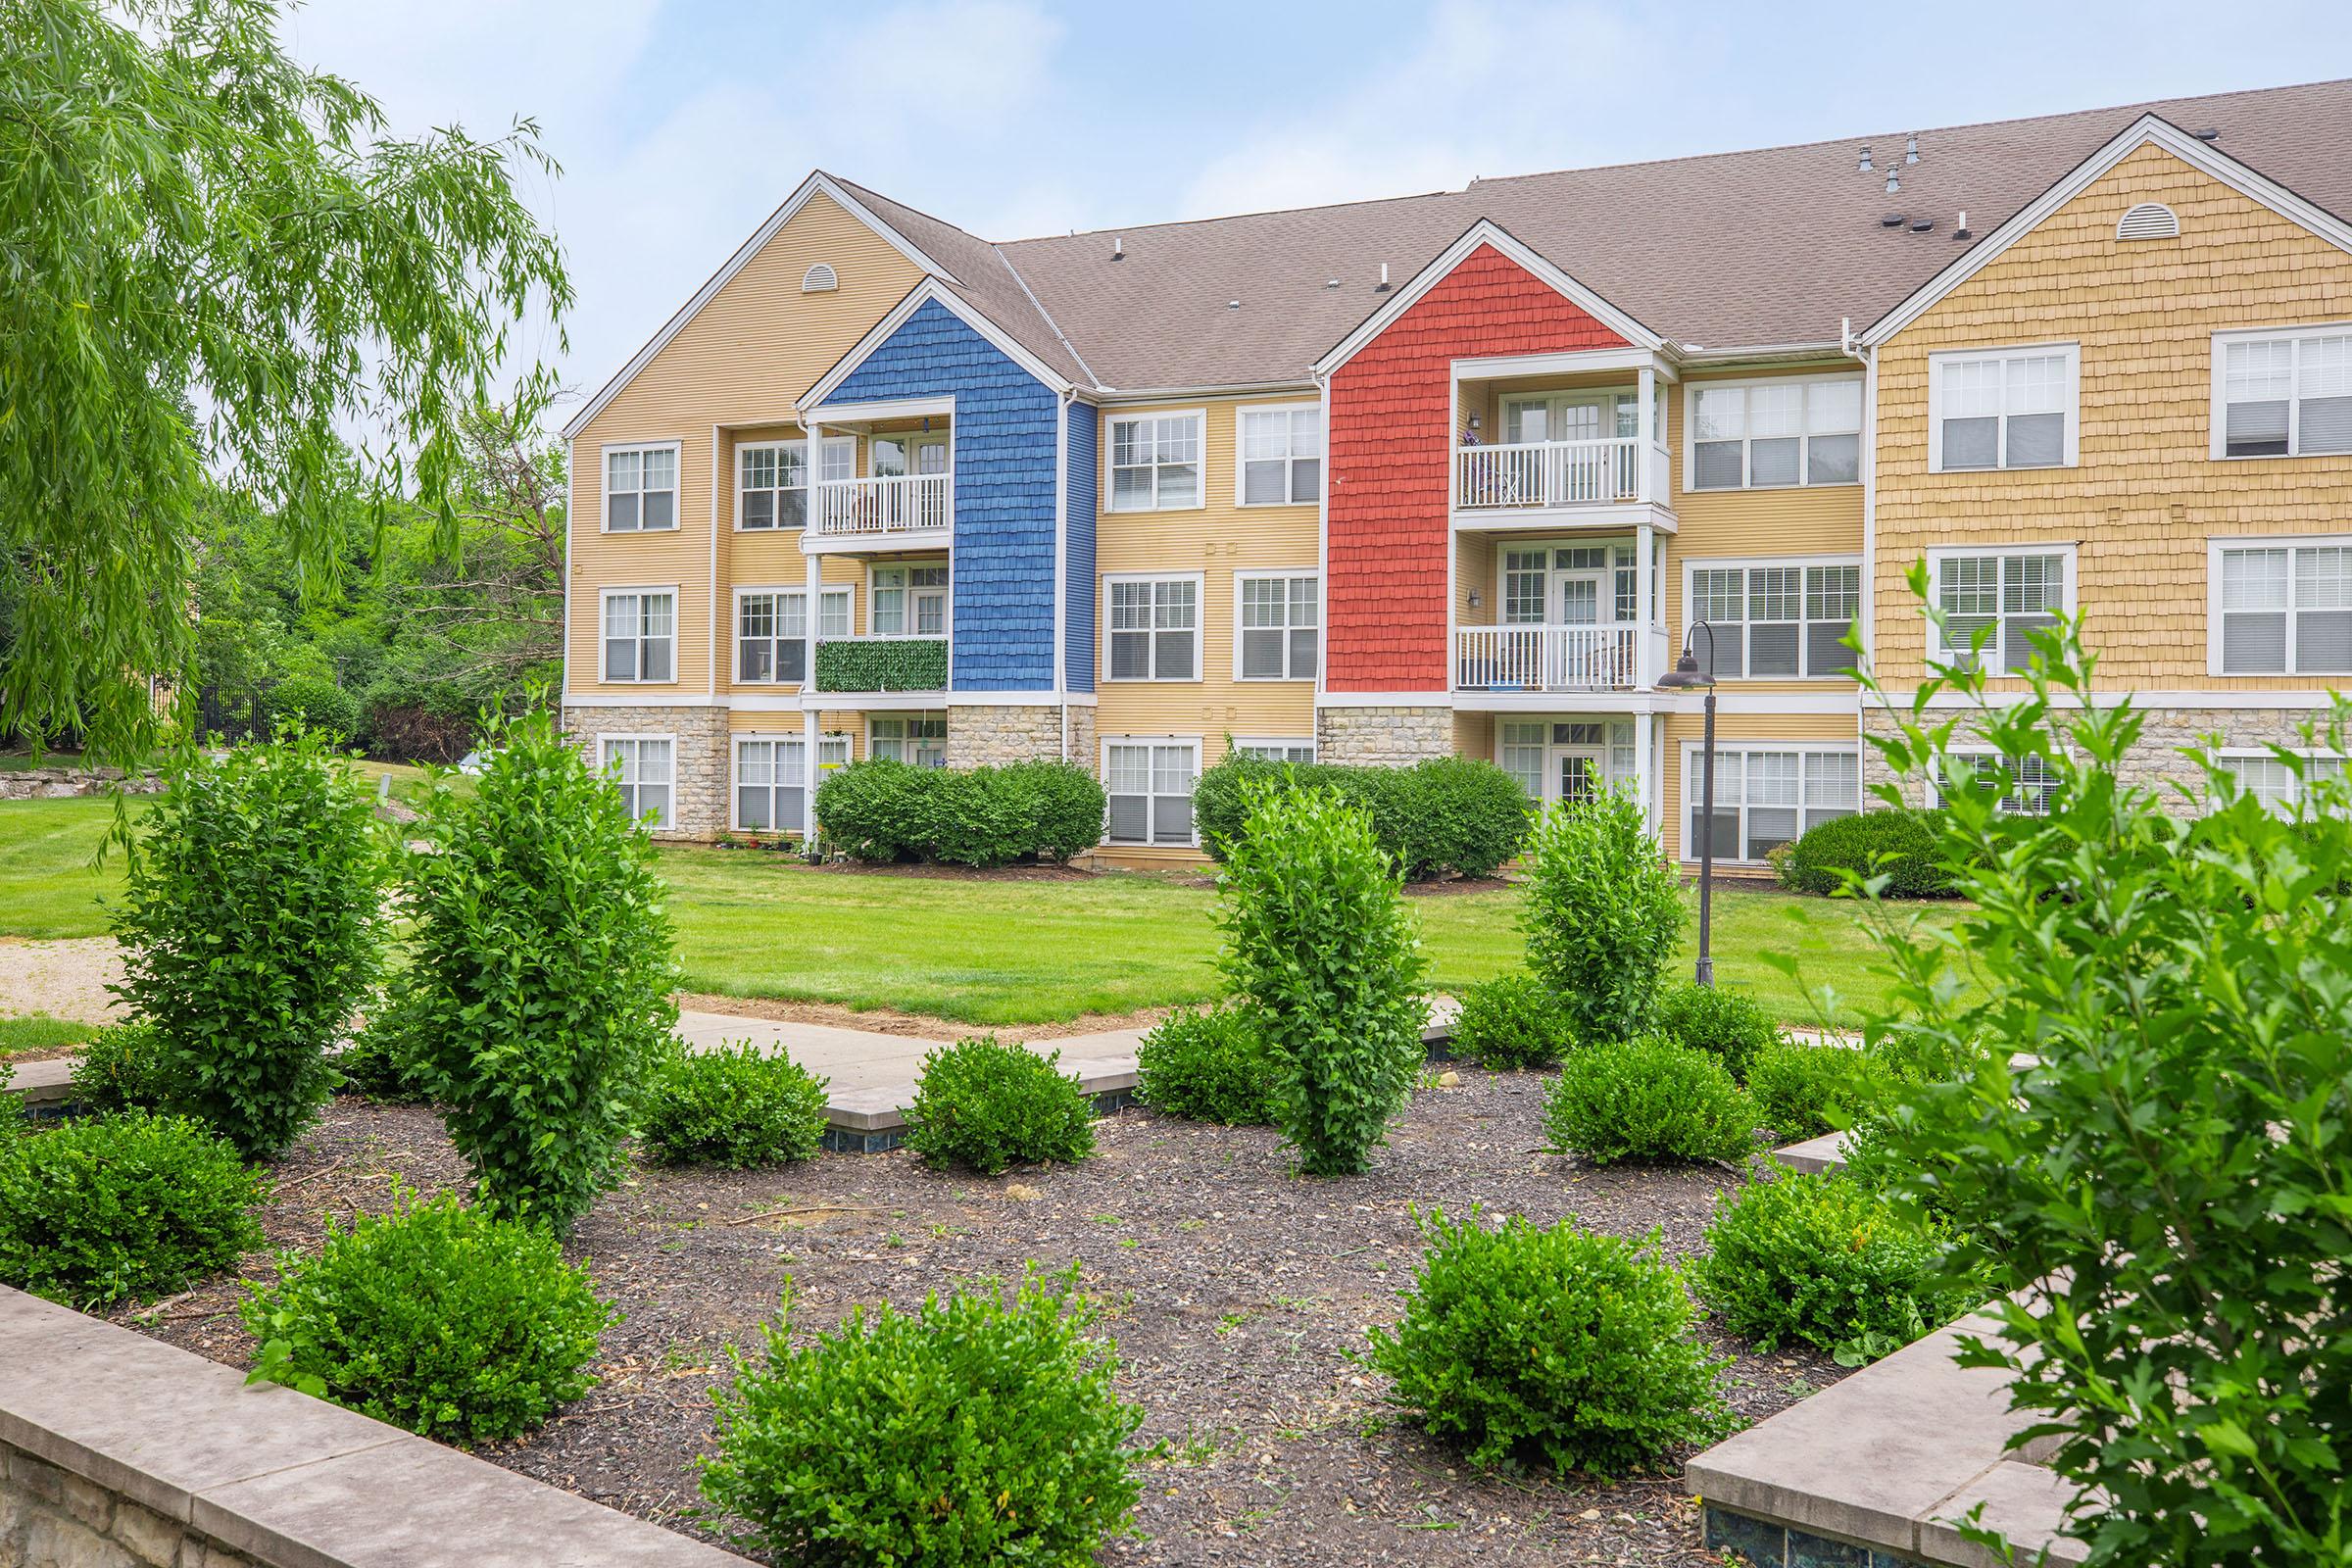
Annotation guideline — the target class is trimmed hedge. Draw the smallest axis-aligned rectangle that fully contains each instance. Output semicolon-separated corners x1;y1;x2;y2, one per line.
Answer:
1543;1036;1757;1166
1447;973;1577;1069
1654;982;1783;1083
264;676;364;742
814;759;1104;866
813;637;948;694
1194;753;1530;879
1134;1003;1279;1125
1785;808;1959;898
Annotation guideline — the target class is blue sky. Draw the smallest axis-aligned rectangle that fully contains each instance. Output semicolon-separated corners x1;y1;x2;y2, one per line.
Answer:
277;0;2351;408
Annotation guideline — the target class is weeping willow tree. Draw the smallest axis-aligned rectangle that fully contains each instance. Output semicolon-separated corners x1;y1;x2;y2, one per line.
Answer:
0;0;571;761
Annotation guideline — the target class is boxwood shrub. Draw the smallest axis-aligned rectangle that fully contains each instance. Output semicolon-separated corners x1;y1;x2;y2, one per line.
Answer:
1365;1207;1736;1476
1689;1169;1987;1364
1654;982;1783;1082
700;1265;1144;1566
1446;972;1577;1069
1193;752;1529;879
241;1187;615;1445
1745;1037;1889;1141
0;1113;266;1307
68;1020;182;1114
1543;1036;1757;1166
1784;808;1959;898
815;759;1105;867
264;675;365;742
1134;1002;1278;1124
903;1035;1096;1175
639;1042;829;1167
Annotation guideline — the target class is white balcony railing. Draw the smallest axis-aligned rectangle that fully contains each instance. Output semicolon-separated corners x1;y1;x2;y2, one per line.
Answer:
813;472;952;538
1454;437;1642;510
1454;624;1643;693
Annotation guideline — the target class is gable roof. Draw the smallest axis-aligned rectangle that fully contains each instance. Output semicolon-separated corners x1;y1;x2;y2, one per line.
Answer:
802;276;1078;412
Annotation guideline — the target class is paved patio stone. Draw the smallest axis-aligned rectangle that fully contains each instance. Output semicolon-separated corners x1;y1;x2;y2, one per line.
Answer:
1774;1131;1850;1173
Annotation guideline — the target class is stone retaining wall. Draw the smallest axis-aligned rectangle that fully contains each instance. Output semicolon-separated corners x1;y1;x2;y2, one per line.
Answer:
0;768;164;802
1315;705;1454;765
2;1439;249;1568
946;703;1065;767
1863;703;2341;807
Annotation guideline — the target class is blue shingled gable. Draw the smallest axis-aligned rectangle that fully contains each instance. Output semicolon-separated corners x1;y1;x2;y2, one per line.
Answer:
825;298;1062;694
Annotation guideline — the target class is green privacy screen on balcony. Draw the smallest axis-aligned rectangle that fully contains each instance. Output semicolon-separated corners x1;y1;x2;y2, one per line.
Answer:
814;638;949;693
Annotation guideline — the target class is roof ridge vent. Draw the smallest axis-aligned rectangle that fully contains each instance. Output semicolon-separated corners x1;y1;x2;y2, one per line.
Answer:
1858;145;1874;172
2117;202;2181;241
1111;234;1124;261
1905;132;1920;165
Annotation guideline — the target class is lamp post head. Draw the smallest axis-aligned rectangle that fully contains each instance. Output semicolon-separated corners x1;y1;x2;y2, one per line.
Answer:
1655;648;1715;691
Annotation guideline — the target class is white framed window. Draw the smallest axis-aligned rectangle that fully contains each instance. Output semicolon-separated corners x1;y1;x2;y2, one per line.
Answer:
1498;720;1546;800
600;589;675;683
2212;325;2352;459
1927;548;2074;672
738;437;853;530
2209;538;2352;674
1104;738;1200;846
1931;750;2059;817
1685;374;1863;490
1236;405;1323;506
868;714;947;767
1105;574;1201;681
818;733;851;773
603;443;679;531
599;736;673;829
1680;559;1862;678
733;736;809;831
1232;738;1316;763
2215;749;2346;812
1683;744;1860;862
736;590;803;684
1235;571;1318;680
870;564;950;638
1106;411;1203;511
1927;345;2080;472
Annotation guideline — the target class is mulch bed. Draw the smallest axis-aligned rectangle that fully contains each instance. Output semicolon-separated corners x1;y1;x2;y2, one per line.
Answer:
117;1077;1842;1566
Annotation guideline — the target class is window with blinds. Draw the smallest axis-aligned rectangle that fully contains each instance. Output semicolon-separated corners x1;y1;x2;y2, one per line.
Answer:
1681;561;1861;678
1929;346;2077;471
1931;551;2068;672
2216;329;2352;459
1236;573;1318;679
2215;542;2352;674
1685;745;1859;861
1687;376;1862;490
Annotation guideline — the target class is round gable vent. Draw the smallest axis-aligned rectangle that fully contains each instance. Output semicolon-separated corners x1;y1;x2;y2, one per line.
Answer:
802;263;839;293
2116;203;2180;241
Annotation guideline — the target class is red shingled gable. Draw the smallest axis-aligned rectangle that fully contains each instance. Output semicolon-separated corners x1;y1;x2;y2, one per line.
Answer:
1325;244;1629;692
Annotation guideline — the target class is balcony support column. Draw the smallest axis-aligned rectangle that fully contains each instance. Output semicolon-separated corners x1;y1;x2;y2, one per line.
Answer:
802;425;823;840
1635;517;1655;689
1636;709;1657;836
1636;364;1657;505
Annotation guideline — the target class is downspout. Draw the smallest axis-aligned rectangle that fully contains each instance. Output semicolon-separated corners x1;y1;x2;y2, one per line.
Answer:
1312;368;1331;746
1840;316;1877;794
708;426;721;697
563;435;576;721
1054;389;1072;760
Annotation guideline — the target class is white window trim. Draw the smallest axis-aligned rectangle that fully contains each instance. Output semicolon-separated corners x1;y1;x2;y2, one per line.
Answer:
1678;554;1866;681
1102;570;1206;683
732;585;850;686
734;435;854;531
1101;735;1202;849
1680;371;1865;492
1103;408;1209;513
1929;747;2062;817
866;712;949;766
1678;740;1863;864
1925;343;2082;473
2208;322;2352;461
1231;567;1320;682
2210;746;2348;812
730;731;808;834
864;561;952;641
596;732;676;831
600;440;683;532
1231;737;1317;763
1233;402;1324;509
2204;533;2352;676
1923;544;2079;673
597;585;679;686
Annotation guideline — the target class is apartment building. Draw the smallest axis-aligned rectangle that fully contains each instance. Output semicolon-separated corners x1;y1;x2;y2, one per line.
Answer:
562;80;2352;863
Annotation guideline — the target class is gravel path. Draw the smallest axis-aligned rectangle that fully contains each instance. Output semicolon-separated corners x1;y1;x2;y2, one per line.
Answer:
0;937;122;1026
120;1078;1841;1566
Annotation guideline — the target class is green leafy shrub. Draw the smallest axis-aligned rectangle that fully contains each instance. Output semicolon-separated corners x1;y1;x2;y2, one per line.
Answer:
1784;808;1959;898
1194;753;1530;879
0;1113;265;1307
814;759;1106;866
403;706;678;1233
1852;599;2352;1567
114;727;387;1157
700;1265;1144;1565
264;675;364;741
335;993;433;1104
1217;781;1428;1175
1654;982;1783;1082
1690;1170;1985;1364
1745;1038;1887;1141
903;1035;1095;1175
1364;1207;1735;1476
811;635;948;694
241;1187;614;1445
67;1020;181;1114
639;1042;829;1167
1446;972;1576;1069
1543;1036;1755;1166
1134;1003;1277;1124
1520;790;1685;1043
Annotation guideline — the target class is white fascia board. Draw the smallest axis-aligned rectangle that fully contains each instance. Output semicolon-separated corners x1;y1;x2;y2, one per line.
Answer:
562;172;957;440
1862;115;2352;348
801;277;1075;413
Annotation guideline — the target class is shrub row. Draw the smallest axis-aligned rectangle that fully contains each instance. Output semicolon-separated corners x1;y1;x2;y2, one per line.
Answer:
815;759;1104;867
1194;753;1529;879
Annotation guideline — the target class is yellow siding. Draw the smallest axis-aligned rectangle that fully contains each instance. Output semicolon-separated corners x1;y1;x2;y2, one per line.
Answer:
1093;394;1320;765
567;193;927;699
1657;709;1861;864
1873;142;2352;688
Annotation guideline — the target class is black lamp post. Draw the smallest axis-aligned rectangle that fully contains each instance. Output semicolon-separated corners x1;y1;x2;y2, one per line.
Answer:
1656;621;1719;986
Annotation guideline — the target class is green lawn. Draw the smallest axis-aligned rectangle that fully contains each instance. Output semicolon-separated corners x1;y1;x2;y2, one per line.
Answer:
0;1014;100;1056
0;795;1944;1028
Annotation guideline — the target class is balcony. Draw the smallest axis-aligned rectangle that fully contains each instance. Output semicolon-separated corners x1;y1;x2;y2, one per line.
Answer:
1453;437;1670;523
805;472;953;552
812;636;948;695
1453;624;1668;697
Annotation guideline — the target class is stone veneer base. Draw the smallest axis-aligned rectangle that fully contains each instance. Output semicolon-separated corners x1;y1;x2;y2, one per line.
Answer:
1315;704;1454;765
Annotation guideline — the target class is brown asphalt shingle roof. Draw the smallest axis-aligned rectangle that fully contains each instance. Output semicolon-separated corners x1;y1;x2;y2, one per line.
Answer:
836;79;2352;395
